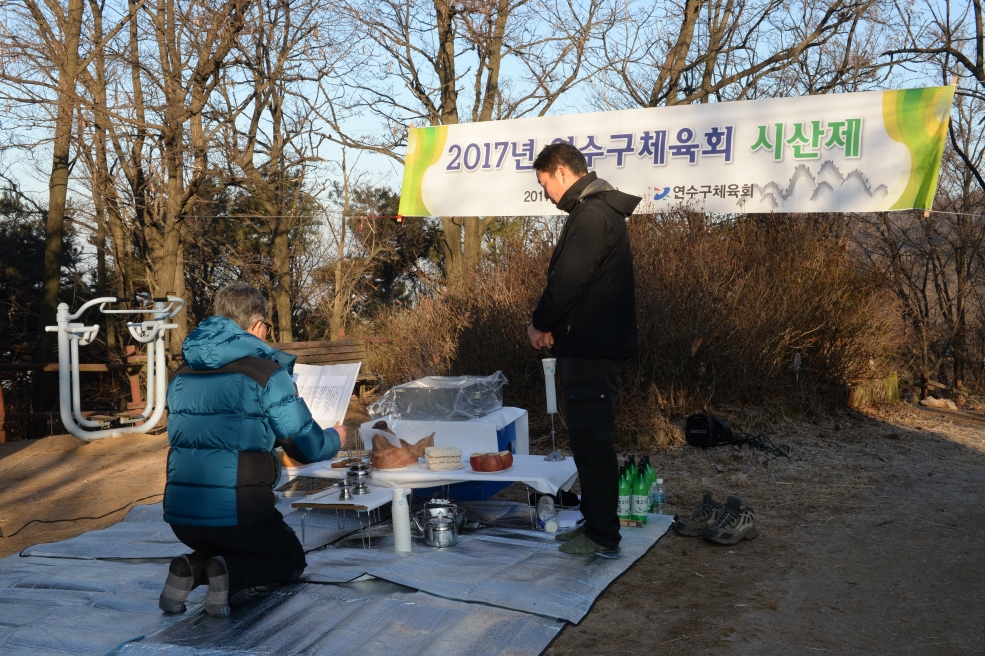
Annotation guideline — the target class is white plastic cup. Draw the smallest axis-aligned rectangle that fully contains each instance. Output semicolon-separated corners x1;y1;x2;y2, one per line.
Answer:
542;358;558;414
392;488;412;552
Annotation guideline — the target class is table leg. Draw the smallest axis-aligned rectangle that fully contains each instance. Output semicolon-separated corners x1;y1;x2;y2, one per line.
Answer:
524;484;536;529
359;511;369;549
301;508;311;545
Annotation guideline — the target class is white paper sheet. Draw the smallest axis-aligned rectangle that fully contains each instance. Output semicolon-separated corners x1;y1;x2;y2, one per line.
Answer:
557;510;583;529
293;362;360;426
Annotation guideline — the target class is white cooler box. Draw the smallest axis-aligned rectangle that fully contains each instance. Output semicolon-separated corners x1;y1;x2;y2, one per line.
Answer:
359;407;529;455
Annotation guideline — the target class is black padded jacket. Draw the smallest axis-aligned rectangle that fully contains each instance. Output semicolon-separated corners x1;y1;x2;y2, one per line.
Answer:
531;172;640;359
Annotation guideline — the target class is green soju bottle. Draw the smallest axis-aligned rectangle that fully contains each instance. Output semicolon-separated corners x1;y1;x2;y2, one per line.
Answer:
643;456;657;511
644;456;657;487
617;472;632;520
630;464;650;523
626;455;637;485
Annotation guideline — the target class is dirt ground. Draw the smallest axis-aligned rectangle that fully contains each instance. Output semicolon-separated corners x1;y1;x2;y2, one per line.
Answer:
1;403;982;654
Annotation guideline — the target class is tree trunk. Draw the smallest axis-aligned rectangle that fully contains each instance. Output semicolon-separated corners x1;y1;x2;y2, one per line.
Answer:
273;223;294;342
441;217;464;284
34;0;85;410
434;0;459;125
952;210;968;391
650;0;704;106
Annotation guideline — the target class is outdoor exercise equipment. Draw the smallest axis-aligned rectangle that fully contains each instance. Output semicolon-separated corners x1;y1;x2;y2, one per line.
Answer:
45;296;185;442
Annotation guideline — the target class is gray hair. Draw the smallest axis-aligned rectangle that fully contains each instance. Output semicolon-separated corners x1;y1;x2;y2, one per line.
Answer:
213;282;267;331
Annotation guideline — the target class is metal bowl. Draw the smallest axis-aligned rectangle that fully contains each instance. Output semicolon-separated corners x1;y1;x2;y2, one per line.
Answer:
346;461;373;484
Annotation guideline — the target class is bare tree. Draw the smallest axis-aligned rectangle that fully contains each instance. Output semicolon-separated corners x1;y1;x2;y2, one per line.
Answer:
883;0;984;188
323;0;607;284
215;0;339;341
596;0;899;109
79;0;252;347
319;152;395;338
0;0;126;362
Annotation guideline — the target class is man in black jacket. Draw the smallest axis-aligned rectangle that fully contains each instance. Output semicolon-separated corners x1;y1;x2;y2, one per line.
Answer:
527;142;640;554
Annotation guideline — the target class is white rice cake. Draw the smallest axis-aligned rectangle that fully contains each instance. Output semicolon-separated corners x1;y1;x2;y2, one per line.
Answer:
425;446;463;470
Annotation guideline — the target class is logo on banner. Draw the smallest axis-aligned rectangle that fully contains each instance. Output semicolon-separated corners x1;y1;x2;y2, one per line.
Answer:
653;186;671;200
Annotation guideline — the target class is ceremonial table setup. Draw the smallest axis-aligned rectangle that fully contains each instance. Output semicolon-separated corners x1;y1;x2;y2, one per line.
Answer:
285;453;578;546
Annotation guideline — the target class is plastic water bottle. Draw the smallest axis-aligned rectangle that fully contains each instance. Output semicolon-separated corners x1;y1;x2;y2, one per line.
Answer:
652;478;667;515
617;473;632;519
537;496;558;533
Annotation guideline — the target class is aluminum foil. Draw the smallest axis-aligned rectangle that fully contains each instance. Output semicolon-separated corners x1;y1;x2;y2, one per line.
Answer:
0;556;561;656
19;502;369;560
3;499;670;654
118;580;562;655
304;515;673;623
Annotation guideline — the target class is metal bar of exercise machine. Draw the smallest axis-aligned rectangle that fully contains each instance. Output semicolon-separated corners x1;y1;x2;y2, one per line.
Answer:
45;296;185;442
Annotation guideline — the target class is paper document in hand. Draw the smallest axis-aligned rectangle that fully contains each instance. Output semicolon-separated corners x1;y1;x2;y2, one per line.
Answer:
292;362;361;426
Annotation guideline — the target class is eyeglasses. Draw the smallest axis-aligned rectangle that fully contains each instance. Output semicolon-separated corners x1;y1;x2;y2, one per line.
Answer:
258;319;274;338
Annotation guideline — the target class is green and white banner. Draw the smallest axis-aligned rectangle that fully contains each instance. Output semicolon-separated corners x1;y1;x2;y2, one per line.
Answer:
398;86;954;216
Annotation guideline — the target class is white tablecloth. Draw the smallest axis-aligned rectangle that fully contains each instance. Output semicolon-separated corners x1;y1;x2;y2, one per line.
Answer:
293;484;394;511
286;455;578;496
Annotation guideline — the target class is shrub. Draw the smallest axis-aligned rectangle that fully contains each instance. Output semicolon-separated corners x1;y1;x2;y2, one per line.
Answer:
364;226;553;419
365;211;904;447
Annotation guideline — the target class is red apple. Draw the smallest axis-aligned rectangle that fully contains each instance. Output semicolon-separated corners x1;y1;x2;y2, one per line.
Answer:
480;454;501;471
469;451;513;471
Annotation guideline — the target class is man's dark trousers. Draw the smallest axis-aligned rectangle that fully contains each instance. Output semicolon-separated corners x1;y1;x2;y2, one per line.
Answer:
170;510;306;595
560;357;626;550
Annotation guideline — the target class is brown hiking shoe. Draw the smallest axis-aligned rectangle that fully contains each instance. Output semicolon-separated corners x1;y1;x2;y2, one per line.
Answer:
702;496;761;545
671;492;724;537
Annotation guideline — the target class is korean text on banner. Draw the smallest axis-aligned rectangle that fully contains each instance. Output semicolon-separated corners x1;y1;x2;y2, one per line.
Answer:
398;86;954;216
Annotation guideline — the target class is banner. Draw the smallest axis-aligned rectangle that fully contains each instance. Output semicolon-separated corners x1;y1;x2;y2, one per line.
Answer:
398;86;954;216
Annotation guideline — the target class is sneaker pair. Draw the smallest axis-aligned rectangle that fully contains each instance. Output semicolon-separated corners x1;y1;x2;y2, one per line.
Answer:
672;492;761;545
158;554;231;617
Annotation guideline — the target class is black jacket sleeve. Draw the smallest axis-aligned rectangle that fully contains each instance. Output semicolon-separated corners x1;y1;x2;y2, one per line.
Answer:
532;200;613;333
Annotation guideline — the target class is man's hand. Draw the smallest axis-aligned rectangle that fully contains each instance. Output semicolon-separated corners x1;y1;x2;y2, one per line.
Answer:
333;422;347;448
527;324;555;349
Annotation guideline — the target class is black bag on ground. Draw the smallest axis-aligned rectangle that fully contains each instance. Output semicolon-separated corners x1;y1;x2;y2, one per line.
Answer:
685;413;734;448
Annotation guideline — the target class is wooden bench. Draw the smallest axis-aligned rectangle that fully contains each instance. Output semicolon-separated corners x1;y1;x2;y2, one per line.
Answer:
276;338;382;388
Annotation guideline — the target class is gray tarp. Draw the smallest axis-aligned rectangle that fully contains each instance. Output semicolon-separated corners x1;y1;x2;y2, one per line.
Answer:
3;500;671;655
117;580;563;656
19;500;364;559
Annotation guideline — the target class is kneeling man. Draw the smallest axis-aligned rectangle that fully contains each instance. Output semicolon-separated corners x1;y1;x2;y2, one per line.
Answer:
159;283;345;616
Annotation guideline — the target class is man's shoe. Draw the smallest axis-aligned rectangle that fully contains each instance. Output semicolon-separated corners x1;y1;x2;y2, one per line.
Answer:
672;492;724;537
554;525;585;542
204;557;231;617
558;532;616;554
158;554;205;614
702;496;761;545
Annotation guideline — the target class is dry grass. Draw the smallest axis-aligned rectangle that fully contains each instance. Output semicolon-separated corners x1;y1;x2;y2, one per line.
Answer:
367;213;906;444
